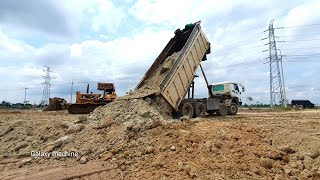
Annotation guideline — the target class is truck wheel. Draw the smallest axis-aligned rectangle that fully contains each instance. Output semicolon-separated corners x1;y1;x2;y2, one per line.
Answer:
228;103;238;115
181;102;194;119
217;104;228;116
193;102;206;118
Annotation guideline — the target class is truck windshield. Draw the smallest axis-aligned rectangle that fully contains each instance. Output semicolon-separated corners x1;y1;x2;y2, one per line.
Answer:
212;85;224;91
234;84;239;92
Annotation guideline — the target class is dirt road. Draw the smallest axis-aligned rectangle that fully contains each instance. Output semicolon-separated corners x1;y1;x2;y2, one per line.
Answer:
0;109;319;179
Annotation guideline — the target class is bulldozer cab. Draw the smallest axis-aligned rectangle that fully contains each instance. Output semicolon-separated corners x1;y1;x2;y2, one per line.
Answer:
98;82;117;102
98;83;115;92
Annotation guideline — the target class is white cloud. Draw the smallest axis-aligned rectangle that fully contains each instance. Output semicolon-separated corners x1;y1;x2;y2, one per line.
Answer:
64;0;126;34
129;0;278;26
70;43;83;57
0;27;175;102
282;0;320;27
0;30;35;59
0;0;319;105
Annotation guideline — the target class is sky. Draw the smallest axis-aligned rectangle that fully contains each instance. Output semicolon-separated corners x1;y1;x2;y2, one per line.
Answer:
0;0;319;105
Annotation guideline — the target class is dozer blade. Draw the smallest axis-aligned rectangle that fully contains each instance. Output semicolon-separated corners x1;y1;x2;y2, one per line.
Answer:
68;103;105;114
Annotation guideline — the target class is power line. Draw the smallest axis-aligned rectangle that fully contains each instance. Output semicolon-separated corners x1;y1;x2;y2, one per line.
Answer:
279;38;320;42
276;23;320;29
0;89;24;91
214;30;266;45
210;48;320;71
278;33;320;38
246;89;320;94
281;47;320;50
213;46;266;56
216;64;266;71
283;54;320;57
53;83;71;87
287;60;319;62
213;58;266;69
0;81;99;92
216;38;265;47
215;40;266;53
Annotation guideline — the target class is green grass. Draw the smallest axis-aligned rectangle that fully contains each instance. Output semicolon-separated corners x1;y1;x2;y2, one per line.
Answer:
272;106;292;111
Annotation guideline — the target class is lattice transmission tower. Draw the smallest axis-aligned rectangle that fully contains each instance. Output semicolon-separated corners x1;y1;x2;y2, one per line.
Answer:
268;20;285;107
41;66;53;105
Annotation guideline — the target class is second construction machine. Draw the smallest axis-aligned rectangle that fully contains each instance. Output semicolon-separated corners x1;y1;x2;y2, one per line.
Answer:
68;82;117;114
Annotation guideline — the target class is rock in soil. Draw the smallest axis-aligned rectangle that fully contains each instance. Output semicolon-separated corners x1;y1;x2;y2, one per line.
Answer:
80;157;87;164
307;150;319;159
18;158;32;167
14;141;28;151
65;124;83;135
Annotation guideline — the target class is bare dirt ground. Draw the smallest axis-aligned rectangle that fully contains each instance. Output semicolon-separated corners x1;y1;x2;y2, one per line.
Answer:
0;109;319;180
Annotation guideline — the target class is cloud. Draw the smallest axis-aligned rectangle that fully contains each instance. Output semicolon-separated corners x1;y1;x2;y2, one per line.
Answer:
0;0;75;38
64;0;126;35
35;44;71;66
0;30;35;60
282;0;320;27
0;0;320;105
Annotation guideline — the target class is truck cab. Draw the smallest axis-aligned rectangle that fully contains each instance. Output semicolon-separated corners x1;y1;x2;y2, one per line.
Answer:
209;82;245;106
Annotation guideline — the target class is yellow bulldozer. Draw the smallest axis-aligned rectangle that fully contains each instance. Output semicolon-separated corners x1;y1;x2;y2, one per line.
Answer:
68;82;117;114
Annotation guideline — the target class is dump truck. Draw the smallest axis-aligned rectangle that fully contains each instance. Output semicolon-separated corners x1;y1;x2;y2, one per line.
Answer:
135;21;244;118
68;83;117;114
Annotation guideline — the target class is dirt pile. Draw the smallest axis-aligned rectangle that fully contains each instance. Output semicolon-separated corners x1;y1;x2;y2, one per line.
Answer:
88;98;171;132
0;50;184;173
1;110;320;179
87;51;182;131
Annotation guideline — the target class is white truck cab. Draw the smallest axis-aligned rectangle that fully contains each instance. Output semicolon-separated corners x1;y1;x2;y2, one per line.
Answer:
209;81;245;105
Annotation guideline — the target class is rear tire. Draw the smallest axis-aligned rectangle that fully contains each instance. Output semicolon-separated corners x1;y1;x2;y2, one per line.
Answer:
193;102;206;117
228;103;238;115
181;102;194;119
217;104;228;116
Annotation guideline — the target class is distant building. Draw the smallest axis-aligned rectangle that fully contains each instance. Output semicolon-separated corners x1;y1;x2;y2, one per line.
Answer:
291;100;315;109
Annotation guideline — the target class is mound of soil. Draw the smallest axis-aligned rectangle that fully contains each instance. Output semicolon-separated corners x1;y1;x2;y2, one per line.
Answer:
88;51;182;131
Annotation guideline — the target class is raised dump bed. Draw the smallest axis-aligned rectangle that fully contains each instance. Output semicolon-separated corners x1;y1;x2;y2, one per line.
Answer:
136;22;210;111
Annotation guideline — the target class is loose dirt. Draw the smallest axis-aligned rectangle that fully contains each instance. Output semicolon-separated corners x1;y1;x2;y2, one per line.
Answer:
91;51;181;130
136;51;181;94
1;109;320;179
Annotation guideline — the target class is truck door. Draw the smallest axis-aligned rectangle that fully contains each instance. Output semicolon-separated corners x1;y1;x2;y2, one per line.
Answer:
232;84;240;95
